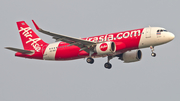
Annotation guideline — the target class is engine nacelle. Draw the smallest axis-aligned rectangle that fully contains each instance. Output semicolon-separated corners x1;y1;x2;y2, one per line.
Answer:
122;50;142;63
95;42;116;55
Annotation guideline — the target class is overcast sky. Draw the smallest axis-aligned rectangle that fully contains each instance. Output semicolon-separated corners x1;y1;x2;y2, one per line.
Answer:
0;0;180;101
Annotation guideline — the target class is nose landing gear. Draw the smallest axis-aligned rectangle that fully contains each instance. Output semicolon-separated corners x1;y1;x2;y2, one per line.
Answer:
150;46;156;57
151;52;156;57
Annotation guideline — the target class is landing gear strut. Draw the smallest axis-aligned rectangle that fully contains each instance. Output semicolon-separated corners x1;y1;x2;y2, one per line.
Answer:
150;46;156;57
104;56;113;69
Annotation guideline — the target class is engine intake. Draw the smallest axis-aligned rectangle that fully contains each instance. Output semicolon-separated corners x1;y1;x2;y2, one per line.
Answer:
95;42;116;55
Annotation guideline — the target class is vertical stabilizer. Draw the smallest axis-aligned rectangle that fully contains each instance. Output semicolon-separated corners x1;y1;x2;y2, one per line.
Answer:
16;21;47;52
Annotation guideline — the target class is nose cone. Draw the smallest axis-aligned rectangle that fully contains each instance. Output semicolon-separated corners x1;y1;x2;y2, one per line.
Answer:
169;32;175;41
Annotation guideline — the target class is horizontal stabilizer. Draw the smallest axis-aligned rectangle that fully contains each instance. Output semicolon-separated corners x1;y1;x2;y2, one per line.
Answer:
5;47;34;54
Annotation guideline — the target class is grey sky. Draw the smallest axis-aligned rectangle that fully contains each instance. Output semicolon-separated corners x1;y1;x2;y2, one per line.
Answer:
1;0;180;101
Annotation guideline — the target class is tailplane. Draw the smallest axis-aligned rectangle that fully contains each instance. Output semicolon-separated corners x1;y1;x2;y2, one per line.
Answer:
16;21;47;52
5;47;34;54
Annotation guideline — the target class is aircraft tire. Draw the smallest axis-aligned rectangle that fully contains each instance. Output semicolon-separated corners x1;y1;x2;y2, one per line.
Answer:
151;53;156;57
104;62;112;69
86;57;94;64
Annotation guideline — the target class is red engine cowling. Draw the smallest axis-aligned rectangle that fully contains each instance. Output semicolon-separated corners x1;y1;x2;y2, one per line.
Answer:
122;50;142;63
95;42;116;55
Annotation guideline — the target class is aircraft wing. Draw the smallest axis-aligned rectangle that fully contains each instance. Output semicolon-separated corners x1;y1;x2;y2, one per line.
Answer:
5;47;34;54
32;20;96;53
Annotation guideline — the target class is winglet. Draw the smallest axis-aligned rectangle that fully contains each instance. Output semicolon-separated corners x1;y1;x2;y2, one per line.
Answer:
32;20;40;30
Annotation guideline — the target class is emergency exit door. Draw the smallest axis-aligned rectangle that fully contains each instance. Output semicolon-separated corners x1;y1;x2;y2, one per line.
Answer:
145;27;151;38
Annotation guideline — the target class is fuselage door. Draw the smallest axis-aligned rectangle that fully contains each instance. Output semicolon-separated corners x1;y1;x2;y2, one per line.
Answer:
145;27;151;38
42;45;48;58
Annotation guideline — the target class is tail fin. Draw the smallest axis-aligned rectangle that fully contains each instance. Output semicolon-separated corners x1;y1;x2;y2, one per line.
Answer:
17;21;47;52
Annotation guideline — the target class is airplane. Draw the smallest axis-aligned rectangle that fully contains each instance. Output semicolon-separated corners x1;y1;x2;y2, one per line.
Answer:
5;20;175;69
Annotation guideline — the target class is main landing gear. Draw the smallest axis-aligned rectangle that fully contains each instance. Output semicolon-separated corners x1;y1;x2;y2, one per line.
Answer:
86;50;113;69
86;57;94;64
86;51;94;64
150;46;156;57
104;56;113;69
86;56;113;69
104;62;112;69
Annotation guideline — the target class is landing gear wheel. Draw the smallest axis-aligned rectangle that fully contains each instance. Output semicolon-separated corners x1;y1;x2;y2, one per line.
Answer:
86;57;94;64
150;46;156;57
104;62;112;69
151;53;156;57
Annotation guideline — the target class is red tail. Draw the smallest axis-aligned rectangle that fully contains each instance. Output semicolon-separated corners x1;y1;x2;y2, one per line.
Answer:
17;21;47;52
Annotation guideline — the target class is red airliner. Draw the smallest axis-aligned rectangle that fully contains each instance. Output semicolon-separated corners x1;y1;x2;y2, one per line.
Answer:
6;20;175;69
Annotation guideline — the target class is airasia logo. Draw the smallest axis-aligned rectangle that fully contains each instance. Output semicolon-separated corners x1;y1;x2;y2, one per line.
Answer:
100;43;108;51
19;27;41;52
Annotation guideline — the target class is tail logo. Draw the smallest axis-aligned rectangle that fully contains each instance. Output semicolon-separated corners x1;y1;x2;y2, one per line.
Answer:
19;27;32;37
19;27;41;52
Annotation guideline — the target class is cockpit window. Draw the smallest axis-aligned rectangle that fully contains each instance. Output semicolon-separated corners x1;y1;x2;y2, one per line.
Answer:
157;29;168;32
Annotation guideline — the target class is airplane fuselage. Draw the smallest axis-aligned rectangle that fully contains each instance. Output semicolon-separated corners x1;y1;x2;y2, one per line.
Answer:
16;27;174;60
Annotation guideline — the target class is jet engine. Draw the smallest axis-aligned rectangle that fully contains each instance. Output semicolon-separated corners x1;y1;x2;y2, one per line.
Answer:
121;50;142;63
95;42;116;55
